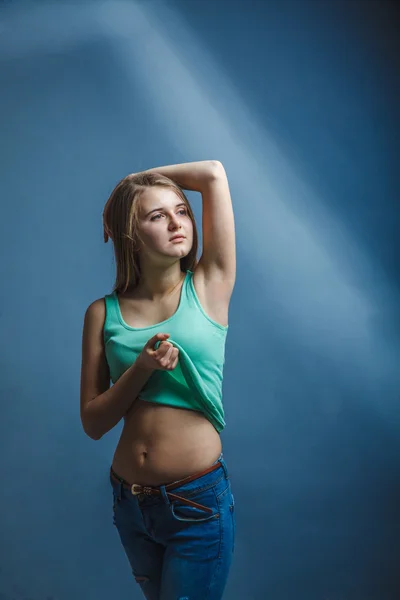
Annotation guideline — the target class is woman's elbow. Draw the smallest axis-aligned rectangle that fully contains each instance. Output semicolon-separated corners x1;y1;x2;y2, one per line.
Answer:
81;416;103;441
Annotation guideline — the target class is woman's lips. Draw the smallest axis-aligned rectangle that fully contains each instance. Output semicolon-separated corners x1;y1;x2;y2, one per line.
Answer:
170;236;185;242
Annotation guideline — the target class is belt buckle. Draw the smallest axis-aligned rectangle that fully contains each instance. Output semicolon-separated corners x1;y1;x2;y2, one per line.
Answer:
131;484;143;496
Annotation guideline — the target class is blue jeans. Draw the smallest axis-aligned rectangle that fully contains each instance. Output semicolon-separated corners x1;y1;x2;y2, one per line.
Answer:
110;453;236;600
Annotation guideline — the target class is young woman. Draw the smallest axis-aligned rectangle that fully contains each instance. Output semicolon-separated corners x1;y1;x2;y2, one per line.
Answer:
80;160;236;600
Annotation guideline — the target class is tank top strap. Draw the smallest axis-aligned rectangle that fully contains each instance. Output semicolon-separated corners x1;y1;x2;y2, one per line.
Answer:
103;292;120;343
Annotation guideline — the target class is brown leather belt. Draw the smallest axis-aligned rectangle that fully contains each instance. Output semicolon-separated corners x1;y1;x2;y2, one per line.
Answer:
110;460;222;515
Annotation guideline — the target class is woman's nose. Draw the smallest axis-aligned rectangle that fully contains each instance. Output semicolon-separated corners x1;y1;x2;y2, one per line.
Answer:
169;215;182;227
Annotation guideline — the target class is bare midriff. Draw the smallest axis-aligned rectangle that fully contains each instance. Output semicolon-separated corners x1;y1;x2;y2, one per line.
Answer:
111;397;222;487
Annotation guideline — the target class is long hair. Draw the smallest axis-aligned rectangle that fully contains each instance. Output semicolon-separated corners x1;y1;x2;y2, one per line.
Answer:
102;172;199;294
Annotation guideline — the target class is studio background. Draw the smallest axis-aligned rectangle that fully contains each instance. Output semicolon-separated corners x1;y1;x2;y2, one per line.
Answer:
0;1;399;599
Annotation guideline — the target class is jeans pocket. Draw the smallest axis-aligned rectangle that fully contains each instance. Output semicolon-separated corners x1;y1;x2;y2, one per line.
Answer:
168;489;222;561
170;501;219;523
169;486;220;523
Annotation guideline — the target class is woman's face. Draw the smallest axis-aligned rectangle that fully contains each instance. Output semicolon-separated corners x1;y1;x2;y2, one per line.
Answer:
136;186;193;262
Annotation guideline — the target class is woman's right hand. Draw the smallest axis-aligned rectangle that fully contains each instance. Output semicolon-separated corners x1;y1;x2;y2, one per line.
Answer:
136;333;180;372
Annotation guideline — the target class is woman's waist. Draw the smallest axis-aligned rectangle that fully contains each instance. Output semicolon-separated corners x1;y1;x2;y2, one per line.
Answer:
122;396;217;438
110;451;226;504
112;399;221;486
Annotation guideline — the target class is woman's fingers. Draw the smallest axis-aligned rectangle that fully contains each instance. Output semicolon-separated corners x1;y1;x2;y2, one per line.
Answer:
153;341;179;370
155;342;172;364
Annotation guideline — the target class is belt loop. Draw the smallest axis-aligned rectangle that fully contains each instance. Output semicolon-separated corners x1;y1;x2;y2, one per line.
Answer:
219;454;229;480
110;468;123;501
159;484;171;506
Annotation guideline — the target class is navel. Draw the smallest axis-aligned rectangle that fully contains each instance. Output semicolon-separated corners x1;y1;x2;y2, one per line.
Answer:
139;450;148;466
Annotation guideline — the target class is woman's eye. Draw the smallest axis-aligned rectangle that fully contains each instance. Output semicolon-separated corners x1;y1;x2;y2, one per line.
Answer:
151;209;187;222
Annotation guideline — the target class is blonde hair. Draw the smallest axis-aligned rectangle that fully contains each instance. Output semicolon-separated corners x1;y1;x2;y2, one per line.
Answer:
102;172;199;294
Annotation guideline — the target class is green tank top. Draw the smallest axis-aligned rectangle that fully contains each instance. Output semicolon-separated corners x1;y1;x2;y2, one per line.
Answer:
103;269;228;432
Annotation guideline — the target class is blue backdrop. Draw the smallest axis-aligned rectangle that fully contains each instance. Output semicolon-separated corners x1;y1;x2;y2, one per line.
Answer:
1;0;399;598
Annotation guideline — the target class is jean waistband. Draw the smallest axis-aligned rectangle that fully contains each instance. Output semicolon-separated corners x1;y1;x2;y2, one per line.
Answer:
110;451;225;492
